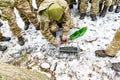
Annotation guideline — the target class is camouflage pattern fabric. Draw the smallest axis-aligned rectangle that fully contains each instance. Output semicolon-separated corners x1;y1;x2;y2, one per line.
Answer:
36;0;43;8
2;7;22;37
100;0;112;6
16;0;39;28
118;0;120;6
38;0;73;44
65;0;74;5
105;27;120;56
79;0;100;14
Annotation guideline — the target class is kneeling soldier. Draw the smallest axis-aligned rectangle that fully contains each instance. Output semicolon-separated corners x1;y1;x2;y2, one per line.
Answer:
38;0;73;46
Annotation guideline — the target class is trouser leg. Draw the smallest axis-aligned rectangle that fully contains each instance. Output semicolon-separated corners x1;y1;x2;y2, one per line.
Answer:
105;27;120;56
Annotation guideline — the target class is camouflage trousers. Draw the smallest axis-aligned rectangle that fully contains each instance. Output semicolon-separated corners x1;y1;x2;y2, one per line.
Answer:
100;0;112;6
111;0;120;6
40;21;59;44
1;8;22;37
27;0;34;11
66;0;74;5
105;27;120;56
80;0;100;14
27;0;43;9
18;0;39;27
36;0;43;8
118;0;120;6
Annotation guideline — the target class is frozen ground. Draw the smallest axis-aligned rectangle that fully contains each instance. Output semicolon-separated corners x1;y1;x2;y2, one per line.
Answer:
0;2;120;80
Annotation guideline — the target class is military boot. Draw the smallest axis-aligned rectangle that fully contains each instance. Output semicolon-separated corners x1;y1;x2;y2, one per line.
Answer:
90;14;97;21
18;36;25;46
111;62;120;72
109;5;114;12
24;22;30;30
100;5;108;17
0;36;11;41
80;13;86;20
115;6;120;13
99;3;103;13
0;21;3;27
95;50;115;57
0;45;7;51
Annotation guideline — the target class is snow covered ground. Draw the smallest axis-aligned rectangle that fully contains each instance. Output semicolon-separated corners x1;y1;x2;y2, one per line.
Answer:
0;1;120;80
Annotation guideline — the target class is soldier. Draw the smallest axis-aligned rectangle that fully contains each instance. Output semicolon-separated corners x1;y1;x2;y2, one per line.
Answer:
0;0;25;46
18;0;40;30
95;27;120;72
66;0;74;9
109;0;120;13
99;0;112;17
0;21;11;51
79;0;100;21
38;0;73;46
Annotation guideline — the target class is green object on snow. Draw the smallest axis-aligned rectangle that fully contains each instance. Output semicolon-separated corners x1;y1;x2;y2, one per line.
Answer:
69;27;87;40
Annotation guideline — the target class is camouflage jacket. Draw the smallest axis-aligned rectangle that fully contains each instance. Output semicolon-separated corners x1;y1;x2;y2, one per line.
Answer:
0;0;26;9
38;0;73;44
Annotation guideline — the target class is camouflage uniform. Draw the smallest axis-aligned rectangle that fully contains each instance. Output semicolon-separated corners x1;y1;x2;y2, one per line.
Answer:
100;0;112;6
111;0;116;5
79;0;100;15
17;0;39;28
27;0;43;10
105;27;120;56
66;0;74;8
66;0;74;5
109;0;120;13
26;0;43;11
36;0;43;8
111;0;120;8
27;0;33;11
117;0;120;6
95;27;120;71
38;0;73;44
99;0;112;17
0;0;22;37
